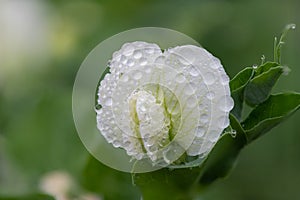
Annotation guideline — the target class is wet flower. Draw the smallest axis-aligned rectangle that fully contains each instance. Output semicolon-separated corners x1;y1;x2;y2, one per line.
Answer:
96;41;233;165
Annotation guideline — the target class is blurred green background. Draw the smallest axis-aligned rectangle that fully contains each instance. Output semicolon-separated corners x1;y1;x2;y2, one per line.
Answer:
0;0;299;199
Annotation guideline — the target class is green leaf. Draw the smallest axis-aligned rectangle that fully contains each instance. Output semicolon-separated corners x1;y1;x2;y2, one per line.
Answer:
254;62;279;76
0;194;54;200
230;67;254;120
274;23;296;63
80;156;140;200
199;114;247;185
242;93;300;142
244;65;286;106
133;167;202;200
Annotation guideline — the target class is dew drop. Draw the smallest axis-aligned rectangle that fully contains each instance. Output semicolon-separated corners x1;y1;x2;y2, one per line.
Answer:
175;73;185;83
121;57;128;65
123;44;134;56
133;50;142;59
230;129;237;138
196;126;206;137
155;55;166;65
217;116;230;128
220;74;229;85
121;74;129;83
184;85;195;95
203;72;216;85
200;114;209;123
206;91;215;100
139;58;147;66
145;48;154;54
127;59;135;67
290;24;296;29
133;71;143;80
261;55;265;63
145;67;152;73
112;140;121;147
186;97;197;108
105;98;112;106
252;64;258;69
188;65;199;76
219;96;234;112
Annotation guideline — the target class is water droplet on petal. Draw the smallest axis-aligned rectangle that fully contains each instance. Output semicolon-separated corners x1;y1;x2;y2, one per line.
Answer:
187;97;197;108
188;65;199;76
133;50;142;59
175;73;185;83
217;116;229;128
123;44;134;56
230;129;237;138
196;126;206;137
203;72;216;85
145;48;154;54
218;96;234;112
133;71;143;80
206;91;215;100
139;58;147;66
105;98;112;106
200;114;209;123
155;55;166;65
184;85;194;95
220;74;229;85
127;59;135;67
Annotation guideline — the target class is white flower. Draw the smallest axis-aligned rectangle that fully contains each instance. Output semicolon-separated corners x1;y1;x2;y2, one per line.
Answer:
96;41;233;165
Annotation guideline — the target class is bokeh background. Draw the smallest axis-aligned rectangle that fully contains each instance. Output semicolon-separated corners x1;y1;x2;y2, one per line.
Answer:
1;0;300;199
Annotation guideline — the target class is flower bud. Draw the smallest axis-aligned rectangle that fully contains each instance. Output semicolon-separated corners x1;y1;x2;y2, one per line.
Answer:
96;41;233;165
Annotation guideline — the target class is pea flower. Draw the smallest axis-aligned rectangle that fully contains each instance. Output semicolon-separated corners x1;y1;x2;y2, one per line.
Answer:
96;41;233;166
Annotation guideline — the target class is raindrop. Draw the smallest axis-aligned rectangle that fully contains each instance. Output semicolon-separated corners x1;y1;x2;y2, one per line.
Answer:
145;67;152;73
105;98;112;106
261;55;265;64
121;74;129;82
123;44;134;56
127;59;135;67
112;140;121;147
252;64;258;69
196;126;206;137
145;48;154;54
120;55;127;64
217;116;229;128
219;96;234;112
230;129;237;138
184;85;195;95
200;114;209;123
133;50;142;59
203;72;216;85
175;73;185;83
155;55;166;65
290;24;296;29
139;58;147;66
133;71;143;80
220;74;229;85
206;91;215;100
187;97;197;108
188;65;199;76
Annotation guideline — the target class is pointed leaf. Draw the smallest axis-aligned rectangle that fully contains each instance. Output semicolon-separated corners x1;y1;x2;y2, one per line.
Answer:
230;67;254;120
244;66;286;106
254;62;279;75
242;93;300;142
